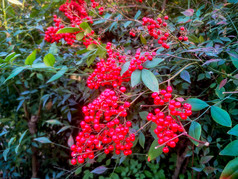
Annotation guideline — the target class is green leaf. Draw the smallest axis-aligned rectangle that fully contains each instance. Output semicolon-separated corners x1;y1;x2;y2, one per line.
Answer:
4;66;26;83
15;144;20;154
185;98;209;111
4;52;16;62
49;42;58;55
180;70;191;83
211;106;232;127
75;167;82;175
56;27;80;34
189;121;201;146
3;148;10;161
68;135;74;147
57;126;71;134
124;21;132;28
43;53;55;67
80;22;89;30
19;130;28;144
220;157;238;179
47;66;68;83
8;137;16;147
46;119;62;125
148;140;163;161
120;61;130;76
220;140;238;156
76;32;85;41
139;132;145;149
140;35;147;45
134;10;141;19
228;125;238;137
200;156;213;164
91;166;108;174
87;44;96;51
139;111;149;120
231;55;238;69
131;70;142;87
34;137;52;144
141;69;159;92
143;58;163;68
25;50;37;65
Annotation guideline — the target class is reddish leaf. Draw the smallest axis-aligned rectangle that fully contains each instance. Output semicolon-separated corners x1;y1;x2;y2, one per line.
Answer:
219;78;227;89
67;135;74;147
181;9;194;16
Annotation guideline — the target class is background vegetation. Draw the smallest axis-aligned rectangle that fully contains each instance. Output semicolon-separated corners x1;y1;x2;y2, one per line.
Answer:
0;0;238;178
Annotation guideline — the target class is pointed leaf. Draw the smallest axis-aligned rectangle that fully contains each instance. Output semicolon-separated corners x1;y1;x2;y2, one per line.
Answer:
47;66;68;83
19;130;28;144
57;126;71;134
228;125;238;137
34;137;52;144
140;35;147;45
91;166;108;174
148;140;163;161
211;106;232;127
181;9;194;16
131;70;142;87
143;58;163;68
141;69;159;92
121;61;130;76
139;132;145;149
185;98;209;111
4;67;26;83
3;148;10;161
56;27;80;34
25;50;37;65
220;157;238;179
46;120;62;125
220;140;238;156
44;53;55;67
7;0;23;6
231;55;238;69
180;70;191;83
189;121;201;146
67;135;74;147
76;32;85;41
134;10;141;19
139;111;149;120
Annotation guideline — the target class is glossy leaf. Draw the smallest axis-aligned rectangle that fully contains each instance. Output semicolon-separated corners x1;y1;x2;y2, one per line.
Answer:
231;55;238;69
139;132;145;149
43;53;55;67
143;58;163;68
220;157;238;179
120;61;130;76
47;66;68;83
139;111;149;120
181;9;194;16
148;140;163;161
25;50;37;65
180;70;191;83
3;148;10;161
228;125;238;137
189;121;201;146
141;69;159;92
19;130;28;144
56;27;80;34
134;10;141;19
211;106;232;127
67;135;74;147
34;137;52;144
91;166;108;174
46;120;62;125
220;140;238;156
8;0;23;6
131;70;142;87
4;66;26;83
57;126;71;134
185;98;209;111
76;32;84;41
140;35;147;45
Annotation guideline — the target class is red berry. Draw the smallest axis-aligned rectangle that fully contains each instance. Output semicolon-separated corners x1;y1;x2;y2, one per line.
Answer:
163;147;169;153
71;158;77;165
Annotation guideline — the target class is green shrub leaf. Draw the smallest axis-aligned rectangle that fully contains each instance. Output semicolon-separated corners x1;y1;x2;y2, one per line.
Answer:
141;69;159;92
143;58;163;68
120;61;130;76
186;98;209;111
211;106;232;127
25;50;37;65
228;125;238;137
131;70;142;87
220;157;238;179
43;53;55;67
180;70;191;83
148;140;163;161
189;121;201;146
220;140;238;156
34;137;52;144
47;66;68;83
56;27;80;34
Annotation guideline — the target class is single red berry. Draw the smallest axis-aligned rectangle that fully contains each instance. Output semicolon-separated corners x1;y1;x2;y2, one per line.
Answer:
164;16;169;20
71;158;77;165
180;27;185;31
163;146;169;153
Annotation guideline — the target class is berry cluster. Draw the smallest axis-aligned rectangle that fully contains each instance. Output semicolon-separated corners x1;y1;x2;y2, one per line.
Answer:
147;86;192;153
142;16;171;49
70;89;134;165
178;27;188;41
87;43;131;89
44;15;79;45
128;50;156;71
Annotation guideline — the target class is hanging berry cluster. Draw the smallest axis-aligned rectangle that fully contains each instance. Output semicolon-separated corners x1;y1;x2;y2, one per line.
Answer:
147;86;192;153
70;89;135;165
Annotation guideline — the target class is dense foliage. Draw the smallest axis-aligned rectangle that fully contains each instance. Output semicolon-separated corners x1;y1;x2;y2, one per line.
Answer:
0;0;238;178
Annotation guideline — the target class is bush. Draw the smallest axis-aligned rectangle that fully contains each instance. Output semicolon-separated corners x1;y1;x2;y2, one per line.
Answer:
0;0;238;178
